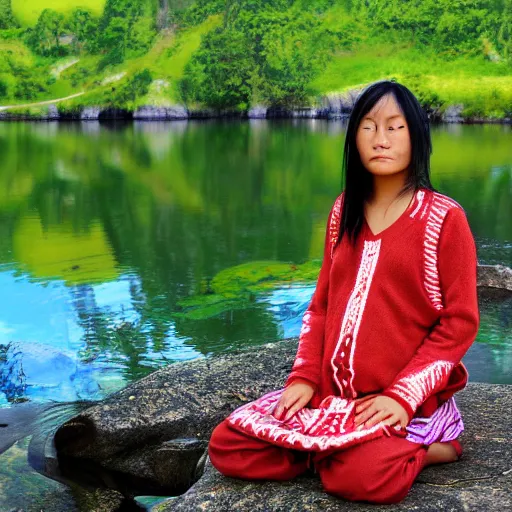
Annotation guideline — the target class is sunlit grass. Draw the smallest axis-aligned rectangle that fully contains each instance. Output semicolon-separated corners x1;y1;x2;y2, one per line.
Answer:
12;0;106;26
312;42;512;118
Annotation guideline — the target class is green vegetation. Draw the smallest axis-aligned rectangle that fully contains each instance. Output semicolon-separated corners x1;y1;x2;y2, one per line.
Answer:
0;0;511;117
174;260;322;320
11;0;105;26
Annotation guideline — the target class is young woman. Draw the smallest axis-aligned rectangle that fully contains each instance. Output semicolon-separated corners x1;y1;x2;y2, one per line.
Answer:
208;80;480;504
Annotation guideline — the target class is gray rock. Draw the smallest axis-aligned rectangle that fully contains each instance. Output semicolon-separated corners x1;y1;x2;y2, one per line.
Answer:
154;383;512;511
247;105;268;119
80;107;101;120
133;105;189;120
442;104;465;123
53;340;294;495
321;88;362;119
50;328;512;509
478;264;512;292
47;104;60;120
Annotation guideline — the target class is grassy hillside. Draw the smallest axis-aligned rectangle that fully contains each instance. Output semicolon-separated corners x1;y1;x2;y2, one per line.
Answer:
0;0;511;119
12;0;106;26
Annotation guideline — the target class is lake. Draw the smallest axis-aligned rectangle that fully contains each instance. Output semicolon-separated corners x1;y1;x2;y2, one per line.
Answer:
0;119;510;510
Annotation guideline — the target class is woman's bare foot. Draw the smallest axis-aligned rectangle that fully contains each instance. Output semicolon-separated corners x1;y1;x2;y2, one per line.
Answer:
424;442;459;466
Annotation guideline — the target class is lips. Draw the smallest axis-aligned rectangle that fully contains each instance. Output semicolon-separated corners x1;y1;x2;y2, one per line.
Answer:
371;156;392;160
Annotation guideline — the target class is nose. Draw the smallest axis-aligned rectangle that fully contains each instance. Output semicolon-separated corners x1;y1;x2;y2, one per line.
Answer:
373;126;390;148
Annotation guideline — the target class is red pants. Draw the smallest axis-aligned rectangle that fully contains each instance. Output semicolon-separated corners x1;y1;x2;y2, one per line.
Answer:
208;419;429;504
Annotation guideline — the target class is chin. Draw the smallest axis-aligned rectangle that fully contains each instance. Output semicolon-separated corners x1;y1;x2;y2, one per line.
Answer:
366;162;408;176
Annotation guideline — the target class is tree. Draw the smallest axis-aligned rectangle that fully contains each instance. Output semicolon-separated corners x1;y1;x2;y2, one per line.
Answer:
180;26;254;110
26;9;67;57
66;8;99;54
0;0;18;29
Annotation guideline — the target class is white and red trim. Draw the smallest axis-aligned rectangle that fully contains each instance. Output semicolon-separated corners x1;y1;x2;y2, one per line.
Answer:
328;194;343;258
227;388;392;452
331;239;381;398
383;360;454;417
423;193;461;311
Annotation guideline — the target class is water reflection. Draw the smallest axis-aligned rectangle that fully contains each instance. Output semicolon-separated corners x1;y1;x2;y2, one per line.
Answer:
0;119;510;408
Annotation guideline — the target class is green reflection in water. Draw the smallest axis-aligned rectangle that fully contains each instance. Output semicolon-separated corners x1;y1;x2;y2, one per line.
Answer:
0;119;510;384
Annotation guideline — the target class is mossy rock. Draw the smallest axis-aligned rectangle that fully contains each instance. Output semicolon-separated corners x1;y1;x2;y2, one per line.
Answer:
175;260;321;320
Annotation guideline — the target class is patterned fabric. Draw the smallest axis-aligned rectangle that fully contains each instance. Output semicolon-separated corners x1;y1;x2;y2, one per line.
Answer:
331;240;381;398
406;397;464;444
228;388;395;452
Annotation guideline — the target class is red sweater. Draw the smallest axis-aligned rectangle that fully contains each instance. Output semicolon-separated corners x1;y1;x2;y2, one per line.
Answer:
285;188;480;421
227;188;479;452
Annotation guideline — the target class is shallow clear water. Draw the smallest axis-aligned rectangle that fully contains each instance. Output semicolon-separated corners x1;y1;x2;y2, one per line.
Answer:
0;119;510;510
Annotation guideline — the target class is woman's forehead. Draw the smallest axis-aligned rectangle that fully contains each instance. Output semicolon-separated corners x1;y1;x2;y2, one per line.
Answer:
364;94;405;120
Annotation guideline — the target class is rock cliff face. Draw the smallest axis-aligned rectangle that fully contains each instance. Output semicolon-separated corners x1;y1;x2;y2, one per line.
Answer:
155;381;512;511
2;90;511;123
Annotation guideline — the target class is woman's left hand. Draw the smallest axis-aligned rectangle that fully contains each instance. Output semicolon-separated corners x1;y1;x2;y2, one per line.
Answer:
354;395;408;431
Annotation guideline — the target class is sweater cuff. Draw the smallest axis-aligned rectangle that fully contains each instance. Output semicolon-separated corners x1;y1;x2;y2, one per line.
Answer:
380;389;415;423
285;372;318;390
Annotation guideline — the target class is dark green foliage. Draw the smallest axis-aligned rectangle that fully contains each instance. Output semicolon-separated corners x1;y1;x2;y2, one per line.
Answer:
180;26;254;110
14;77;47;100
0;0;18;29
96;0;157;67
0;77;8;98
180;2;338;109
110;68;153;106
66;8;100;54
179;0;224;26
25;9;68;57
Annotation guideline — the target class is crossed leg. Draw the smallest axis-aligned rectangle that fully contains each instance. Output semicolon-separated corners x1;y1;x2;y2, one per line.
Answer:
208;419;309;481
314;434;429;504
209;420;458;504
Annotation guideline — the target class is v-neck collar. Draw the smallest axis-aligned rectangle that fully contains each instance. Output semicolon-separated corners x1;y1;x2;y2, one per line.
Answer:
363;189;424;240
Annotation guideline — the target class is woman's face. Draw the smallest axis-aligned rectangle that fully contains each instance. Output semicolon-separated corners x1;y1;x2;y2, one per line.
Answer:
355;93;412;177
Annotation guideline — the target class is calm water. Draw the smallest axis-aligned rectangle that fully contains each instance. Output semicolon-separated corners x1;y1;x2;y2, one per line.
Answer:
0;119;511;510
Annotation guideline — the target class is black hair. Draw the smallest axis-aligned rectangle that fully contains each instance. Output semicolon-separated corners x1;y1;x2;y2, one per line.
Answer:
337;79;435;245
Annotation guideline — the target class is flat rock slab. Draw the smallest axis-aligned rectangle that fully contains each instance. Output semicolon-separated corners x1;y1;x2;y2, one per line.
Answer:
154;383;512;512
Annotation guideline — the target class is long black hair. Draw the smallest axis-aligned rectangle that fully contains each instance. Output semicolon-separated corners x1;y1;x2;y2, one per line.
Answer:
338;80;435;245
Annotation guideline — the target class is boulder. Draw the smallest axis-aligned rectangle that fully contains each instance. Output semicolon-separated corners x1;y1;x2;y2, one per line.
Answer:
80;107;101;120
49;338;512;510
156;381;512;512
247;105;268;119
133;106;189;120
53;340;294;497
441;104;465;123
477;264;512;292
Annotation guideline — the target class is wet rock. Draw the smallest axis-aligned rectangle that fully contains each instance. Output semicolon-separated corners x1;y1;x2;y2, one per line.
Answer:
53;340;293;495
247;105;268;119
477;264;512;292
80;107;101;120
133;106;188;120
441;104;465;123
154;383;512;511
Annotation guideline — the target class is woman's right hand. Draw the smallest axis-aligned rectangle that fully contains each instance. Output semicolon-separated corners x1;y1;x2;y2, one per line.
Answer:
272;378;316;422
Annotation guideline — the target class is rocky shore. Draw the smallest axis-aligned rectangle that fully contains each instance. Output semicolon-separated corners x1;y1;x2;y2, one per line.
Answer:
1;89;511;123
41;272;510;511
1;265;509;511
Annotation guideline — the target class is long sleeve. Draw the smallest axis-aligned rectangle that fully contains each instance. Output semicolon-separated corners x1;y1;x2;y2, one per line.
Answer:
284;194;343;389
381;206;480;421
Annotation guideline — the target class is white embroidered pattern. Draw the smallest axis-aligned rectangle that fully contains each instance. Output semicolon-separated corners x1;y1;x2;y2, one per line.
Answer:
423;193;460;310
409;190;425;219
328;194;343;258
227;389;389;452
331;239;381;398
387;360;454;412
